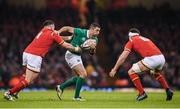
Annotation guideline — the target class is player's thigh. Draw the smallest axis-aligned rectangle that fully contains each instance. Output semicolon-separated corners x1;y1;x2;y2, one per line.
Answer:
25;68;39;84
130;61;150;74
154;55;165;71
26;53;42;72
65;51;82;68
141;55;163;70
72;64;87;78
24;53;42;83
65;51;87;77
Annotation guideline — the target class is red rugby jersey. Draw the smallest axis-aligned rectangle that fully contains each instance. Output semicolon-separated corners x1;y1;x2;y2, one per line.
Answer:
25;28;64;57
124;35;162;57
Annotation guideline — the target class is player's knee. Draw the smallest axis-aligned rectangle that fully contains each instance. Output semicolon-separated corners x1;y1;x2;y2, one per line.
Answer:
153;71;161;78
130;63;141;74
79;72;87;78
128;68;135;75
24;78;31;84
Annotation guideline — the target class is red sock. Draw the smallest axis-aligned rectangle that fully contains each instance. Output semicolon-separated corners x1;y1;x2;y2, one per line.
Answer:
154;73;169;89
19;75;25;81
9;79;29;94
129;72;144;95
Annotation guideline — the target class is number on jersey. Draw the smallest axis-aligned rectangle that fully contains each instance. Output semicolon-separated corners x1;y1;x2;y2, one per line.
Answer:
36;32;43;39
139;37;150;41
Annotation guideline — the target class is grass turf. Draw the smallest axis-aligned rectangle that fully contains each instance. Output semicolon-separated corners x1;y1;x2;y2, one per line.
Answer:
0;90;179;108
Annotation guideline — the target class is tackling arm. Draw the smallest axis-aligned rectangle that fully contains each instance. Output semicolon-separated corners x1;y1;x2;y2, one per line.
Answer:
60;42;82;53
109;50;130;77
61;35;73;41
52;31;80;53
58;26;74;34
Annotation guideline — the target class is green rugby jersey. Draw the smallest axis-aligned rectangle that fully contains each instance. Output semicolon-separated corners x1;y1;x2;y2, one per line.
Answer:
71;28;98;49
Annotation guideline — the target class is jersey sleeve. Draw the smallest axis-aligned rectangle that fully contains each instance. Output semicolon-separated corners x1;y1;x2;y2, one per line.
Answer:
51;32;64;45
124;40;133;52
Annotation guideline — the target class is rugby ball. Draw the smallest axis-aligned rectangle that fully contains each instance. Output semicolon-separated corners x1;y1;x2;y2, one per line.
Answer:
81;39;96;49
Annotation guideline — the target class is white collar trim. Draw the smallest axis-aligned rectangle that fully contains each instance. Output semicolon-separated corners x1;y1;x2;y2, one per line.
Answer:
128;32;139;41
128;32;139;37
87;30;90;38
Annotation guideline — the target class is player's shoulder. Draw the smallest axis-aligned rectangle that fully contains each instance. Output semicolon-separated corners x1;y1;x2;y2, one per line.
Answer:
74;28;87;36
76;27;88;31
133;35;140;39
43;28;58;37
75;28;87;32
42;28;52;32
41;28;53;34
130;35;141;41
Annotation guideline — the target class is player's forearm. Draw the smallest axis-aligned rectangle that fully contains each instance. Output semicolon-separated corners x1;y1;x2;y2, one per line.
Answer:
113;56;126;71
61;42;81;53
58;27;68;33
58;26;73;33
61;35;73;41
113;51;129;71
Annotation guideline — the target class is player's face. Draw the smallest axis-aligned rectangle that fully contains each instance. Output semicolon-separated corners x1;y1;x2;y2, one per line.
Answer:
91;27;100;36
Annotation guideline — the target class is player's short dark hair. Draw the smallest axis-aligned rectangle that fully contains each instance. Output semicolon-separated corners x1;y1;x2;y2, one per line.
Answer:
129;28;140;34
43;20;55;27
90;22;101;29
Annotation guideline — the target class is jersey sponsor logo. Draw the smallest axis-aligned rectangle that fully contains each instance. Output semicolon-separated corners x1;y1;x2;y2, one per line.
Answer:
65;52;74;59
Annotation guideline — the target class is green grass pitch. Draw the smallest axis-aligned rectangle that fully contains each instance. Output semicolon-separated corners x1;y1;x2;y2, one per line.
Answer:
0;90;180;108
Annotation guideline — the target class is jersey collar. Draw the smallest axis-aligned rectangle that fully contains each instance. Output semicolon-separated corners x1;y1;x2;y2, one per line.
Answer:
87;30;90;38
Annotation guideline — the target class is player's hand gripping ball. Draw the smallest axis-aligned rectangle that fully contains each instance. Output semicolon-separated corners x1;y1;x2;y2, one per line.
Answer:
81;39;96;55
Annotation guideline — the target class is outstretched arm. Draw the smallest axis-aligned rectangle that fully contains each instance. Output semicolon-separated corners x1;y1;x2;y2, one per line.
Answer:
60;41;82;53
109;50;130;77
58;26;74;34
52;31;81;53
61;35;73;41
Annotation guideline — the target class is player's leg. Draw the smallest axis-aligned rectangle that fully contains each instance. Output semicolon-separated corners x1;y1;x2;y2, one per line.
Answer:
56;51;83;100
4;52;41;101
12;67;26;99
58;74;78;91
4;53;28;101
128;61;150;101
4;69;39;101
72;64;87;101
56;75;78;100
152;70;169;91
148;54;173;100
10;69;38;94
10;53;41;94
151;70;173;101
11;68;39;93
57;64;87;101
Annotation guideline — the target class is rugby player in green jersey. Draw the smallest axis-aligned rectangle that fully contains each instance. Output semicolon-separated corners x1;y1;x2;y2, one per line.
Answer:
56;23;100;101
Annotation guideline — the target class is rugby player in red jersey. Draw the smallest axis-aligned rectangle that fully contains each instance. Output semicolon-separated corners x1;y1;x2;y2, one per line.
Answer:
3;20;82;101
109;28;173;101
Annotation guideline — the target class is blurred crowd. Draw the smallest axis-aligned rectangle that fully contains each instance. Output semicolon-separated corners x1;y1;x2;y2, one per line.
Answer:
0;1;180;89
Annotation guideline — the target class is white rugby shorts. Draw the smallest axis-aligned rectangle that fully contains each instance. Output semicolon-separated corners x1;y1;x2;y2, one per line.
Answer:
65;51;83;68
22;52;42;72
132;54;165;73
